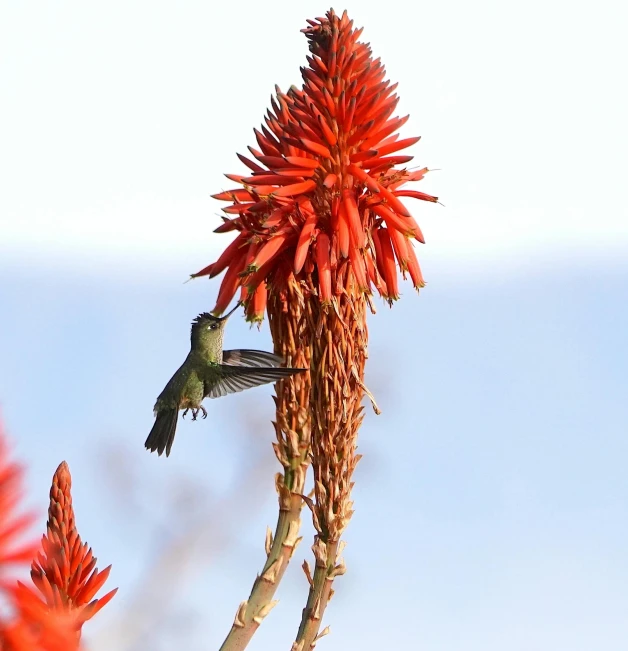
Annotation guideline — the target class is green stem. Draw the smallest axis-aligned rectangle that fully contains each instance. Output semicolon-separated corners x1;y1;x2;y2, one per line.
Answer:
219;463;307;651
293;538;344;650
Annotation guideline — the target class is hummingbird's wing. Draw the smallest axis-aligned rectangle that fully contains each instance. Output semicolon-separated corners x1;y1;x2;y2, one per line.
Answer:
221;349;285;368
204;365;303;399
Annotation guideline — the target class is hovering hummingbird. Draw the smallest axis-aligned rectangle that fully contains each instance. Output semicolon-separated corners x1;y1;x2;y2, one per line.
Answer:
145;304;305;457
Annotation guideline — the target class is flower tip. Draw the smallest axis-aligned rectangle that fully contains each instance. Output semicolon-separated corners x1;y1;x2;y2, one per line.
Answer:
246;315;265;328
323;173;337;188
83;586;118;620
190;263;215;279
53;461;71;485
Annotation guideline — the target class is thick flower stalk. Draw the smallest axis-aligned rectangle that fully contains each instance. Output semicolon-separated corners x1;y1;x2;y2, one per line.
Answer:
0;425;115;650
194;9;436;649
219;288;312;651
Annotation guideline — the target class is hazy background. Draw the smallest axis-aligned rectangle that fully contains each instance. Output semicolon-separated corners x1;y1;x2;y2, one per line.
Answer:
1;1;627;649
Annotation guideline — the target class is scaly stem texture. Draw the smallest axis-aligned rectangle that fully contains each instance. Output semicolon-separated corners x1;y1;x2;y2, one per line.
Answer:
220;283;312;651
294;272;366;650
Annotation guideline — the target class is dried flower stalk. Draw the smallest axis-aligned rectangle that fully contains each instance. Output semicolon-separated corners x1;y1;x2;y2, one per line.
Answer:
219;283;312;651
293;280;365;650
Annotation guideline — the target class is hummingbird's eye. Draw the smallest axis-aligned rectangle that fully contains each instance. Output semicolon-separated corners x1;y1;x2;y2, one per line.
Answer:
208;323;218;330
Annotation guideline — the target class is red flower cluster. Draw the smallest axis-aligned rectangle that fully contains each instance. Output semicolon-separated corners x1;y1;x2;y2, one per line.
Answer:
193;9;436;320
28;461;117;624
0;424;116;651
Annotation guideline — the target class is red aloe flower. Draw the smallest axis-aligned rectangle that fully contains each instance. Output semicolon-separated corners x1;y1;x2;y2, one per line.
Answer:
0;425;78;650
0;435;38;579
1;583;78;651
26;461;117;630
205;10;438;650
193;9;436;320
205;10;436;651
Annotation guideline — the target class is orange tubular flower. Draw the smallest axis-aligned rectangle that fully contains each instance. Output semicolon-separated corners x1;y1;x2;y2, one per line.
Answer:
192;11;436;319
1;460;117;650
27;462;117;630
0;428;89;651
0;437;38;576
205;10;438;650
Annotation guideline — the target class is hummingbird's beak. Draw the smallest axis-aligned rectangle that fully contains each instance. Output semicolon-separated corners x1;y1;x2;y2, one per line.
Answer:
218;302;241;321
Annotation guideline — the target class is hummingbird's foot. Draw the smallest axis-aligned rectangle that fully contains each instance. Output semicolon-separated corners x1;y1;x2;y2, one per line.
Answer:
191;406;208;421
182;408;190;419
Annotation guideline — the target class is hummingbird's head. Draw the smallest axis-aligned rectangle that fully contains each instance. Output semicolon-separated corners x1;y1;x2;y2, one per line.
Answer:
190;304;240;349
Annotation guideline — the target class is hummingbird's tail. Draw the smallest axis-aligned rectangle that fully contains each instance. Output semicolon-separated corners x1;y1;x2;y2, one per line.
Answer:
145;409;179;457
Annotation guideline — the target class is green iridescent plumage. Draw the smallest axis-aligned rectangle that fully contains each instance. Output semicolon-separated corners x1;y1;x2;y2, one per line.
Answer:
145;306;305;457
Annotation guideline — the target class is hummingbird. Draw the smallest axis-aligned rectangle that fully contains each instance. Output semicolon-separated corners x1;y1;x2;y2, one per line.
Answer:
145;304;305;457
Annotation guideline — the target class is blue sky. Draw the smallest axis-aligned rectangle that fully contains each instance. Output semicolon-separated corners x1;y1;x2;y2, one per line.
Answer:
1;1;626;650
